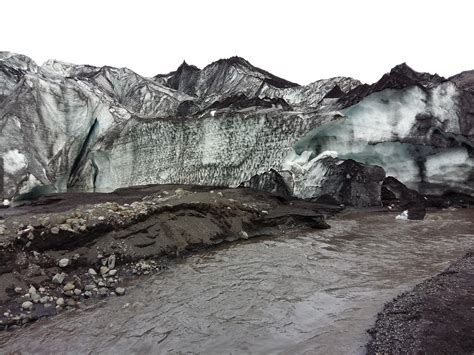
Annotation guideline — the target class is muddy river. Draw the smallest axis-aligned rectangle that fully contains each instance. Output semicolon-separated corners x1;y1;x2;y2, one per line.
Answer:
1;209;472;354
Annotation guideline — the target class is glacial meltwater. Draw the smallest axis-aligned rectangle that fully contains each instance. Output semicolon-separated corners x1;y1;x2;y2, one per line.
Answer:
0;210;473;354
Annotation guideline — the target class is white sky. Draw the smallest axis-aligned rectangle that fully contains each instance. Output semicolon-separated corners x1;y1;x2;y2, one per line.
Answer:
3;0;473;85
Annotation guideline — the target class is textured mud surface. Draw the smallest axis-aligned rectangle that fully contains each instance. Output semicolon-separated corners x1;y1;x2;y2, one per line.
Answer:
367;251;474;355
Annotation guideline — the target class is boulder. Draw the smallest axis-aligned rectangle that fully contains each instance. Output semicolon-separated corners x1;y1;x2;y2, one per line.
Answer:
382;176;426;219
239;169;292;198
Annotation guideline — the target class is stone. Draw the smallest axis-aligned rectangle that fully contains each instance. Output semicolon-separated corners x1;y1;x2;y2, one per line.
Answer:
50;227;60;234
98;287;108;296
240;169;292;198
239;231;249;239
58;224;73;232
31;293;41;303
28;286;37;294
85;284;96;291
84;291;92;298
21;301;33;311
66;299;76;307
107;255;116;269
88;268;97;276
63;282;75;291
58;258;70;268
100;266;109;275
115;287;126;296
73;289;82;296
39;296;50;304
14;287;23;294
381;176;421;208
108;269;117;276
56;298;65;306
407;205;426;220
52;272;67;284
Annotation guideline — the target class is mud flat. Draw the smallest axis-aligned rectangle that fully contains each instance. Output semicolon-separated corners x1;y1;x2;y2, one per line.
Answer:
367;251;474;355
0;185;338;329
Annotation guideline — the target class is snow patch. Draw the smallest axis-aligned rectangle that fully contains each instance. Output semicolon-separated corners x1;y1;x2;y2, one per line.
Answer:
3;149;27;173
425;148;474;184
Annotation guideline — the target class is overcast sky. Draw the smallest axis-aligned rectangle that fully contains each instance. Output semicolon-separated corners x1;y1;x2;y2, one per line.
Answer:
3;0;473;84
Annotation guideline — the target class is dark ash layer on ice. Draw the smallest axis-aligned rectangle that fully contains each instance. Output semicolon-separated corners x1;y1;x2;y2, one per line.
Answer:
0;185;338;330
366;251;474;355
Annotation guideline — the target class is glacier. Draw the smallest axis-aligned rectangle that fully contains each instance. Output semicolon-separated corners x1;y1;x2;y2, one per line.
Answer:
0;53;473;206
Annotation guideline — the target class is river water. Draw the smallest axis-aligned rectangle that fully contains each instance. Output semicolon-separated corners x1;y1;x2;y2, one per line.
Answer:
0;210;473;354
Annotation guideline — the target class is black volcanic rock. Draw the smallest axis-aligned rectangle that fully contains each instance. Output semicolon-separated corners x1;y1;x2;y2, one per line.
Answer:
382;177;426;220
449;70;474;92
207;94;291;111
381;176;420;207
319;158;386;208
177;100;201;116
284;156;386;207
338;63;446;108
155;60;201;93
239;169;292;198
322;84;345;99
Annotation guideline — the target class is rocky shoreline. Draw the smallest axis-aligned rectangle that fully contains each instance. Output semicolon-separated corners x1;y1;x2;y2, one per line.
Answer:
366;250;474;354
0;184;339;330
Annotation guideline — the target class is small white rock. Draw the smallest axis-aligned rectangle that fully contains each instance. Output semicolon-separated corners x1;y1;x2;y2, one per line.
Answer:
56;298;65;306
58;258;70;268
239;231;249;239
21;301;33;311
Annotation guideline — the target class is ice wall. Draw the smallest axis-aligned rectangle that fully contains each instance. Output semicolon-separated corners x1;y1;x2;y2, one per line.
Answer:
291;83;474;194
67;109;327;192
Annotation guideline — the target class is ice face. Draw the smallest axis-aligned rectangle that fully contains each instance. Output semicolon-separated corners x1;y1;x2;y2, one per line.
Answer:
71;108;329;193
425;148;474;191
290;83;473;194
